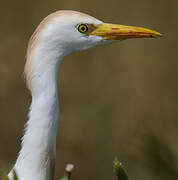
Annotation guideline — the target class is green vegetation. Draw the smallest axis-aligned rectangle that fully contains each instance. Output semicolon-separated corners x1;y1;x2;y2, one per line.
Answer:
113;158;129;180
1;159;129;180
2;170;17;180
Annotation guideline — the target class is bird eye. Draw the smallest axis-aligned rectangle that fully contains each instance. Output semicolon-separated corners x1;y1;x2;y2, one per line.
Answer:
77;24;89;33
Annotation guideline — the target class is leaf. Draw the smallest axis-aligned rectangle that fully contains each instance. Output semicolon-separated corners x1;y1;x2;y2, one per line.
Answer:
12;170;18;180
113;158;129;180
1;176;9;180
1;169;18;180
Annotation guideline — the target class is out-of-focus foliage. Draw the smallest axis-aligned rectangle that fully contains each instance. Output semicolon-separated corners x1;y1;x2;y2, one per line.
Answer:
0;160;128;180
60;164;74;180
1;170;17;180
1;176;9;180
0;0;177;180
113;158;129;180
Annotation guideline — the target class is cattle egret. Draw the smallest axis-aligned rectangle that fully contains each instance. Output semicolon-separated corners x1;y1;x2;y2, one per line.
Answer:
8;10;162;180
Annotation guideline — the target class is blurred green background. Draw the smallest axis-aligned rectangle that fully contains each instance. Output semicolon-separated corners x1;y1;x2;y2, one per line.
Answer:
0;0;178;179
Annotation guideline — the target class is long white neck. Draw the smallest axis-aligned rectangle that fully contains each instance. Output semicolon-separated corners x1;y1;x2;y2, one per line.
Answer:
8;10;102;180
9;40;65;180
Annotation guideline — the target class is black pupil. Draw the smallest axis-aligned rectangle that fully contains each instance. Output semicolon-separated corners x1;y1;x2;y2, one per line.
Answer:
81;26;86;31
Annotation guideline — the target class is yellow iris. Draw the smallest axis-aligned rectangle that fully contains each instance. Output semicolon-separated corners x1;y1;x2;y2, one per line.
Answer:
77;24;89;33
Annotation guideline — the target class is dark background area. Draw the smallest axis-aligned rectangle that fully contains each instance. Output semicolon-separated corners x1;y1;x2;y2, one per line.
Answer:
0;0;178;179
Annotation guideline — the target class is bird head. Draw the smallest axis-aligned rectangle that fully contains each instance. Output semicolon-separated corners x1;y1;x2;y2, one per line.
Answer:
25;10;162;92
30;10;162;56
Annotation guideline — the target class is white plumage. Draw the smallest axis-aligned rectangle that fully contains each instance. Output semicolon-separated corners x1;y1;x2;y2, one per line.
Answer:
8;10;161;180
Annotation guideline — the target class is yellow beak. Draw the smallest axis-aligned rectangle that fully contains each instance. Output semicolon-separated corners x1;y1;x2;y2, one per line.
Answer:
89;23;162;40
